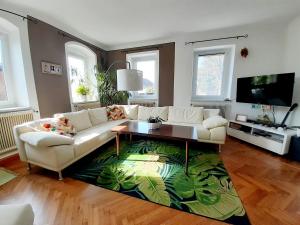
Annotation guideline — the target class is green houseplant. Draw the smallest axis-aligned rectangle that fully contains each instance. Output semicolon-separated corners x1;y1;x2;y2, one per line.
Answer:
94;66;130;106
76;84;90;101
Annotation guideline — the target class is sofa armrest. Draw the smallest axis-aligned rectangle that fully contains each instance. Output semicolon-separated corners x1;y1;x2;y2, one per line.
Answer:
0;204;34;225
13;125;36;161
210;126;226;143
13;118;57;161
20;132;74;148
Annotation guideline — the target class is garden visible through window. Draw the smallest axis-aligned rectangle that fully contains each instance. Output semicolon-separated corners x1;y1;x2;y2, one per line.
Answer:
196;53;224;96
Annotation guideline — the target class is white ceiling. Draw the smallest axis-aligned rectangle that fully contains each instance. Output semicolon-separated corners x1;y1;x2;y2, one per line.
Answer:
2;0;300;49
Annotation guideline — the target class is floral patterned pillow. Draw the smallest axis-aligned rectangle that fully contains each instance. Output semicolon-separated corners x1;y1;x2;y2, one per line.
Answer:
40;116;76;136
106;105;127;120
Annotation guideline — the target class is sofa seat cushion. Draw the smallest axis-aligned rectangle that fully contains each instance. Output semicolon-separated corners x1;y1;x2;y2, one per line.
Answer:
163;121;210;140
20;132;74;147
73;119;128;157
138;106;168;121
168;107;204;124
24;143;74;169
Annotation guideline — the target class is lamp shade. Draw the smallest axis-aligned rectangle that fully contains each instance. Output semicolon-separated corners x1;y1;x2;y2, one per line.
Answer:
117;69;143;91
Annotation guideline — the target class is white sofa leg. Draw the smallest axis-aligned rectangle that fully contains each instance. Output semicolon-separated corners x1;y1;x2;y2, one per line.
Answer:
218;144;222;153
27;163;31;171
58;171;63;181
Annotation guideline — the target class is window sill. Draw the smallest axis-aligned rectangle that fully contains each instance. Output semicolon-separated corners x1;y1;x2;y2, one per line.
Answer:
72;100;99;104
0;106;32;114
129;98;158;102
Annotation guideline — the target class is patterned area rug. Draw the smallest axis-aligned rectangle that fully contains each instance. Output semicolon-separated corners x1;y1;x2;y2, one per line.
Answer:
69;139;250;224
0;168;17;186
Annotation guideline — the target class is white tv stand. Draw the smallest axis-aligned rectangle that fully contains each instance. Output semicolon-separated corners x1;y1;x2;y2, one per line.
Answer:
227;120;296;155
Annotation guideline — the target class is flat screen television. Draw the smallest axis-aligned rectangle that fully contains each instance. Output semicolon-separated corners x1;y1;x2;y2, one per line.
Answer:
236;73;295;107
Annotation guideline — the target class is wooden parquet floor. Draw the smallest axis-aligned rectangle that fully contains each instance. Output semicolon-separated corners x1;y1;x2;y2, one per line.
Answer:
1;137;300;225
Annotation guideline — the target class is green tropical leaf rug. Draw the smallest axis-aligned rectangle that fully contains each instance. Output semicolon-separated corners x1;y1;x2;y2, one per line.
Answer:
68;139;250;225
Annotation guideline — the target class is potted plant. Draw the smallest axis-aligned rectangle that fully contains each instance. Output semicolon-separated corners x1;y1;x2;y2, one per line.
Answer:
147;116;165;130
76;84;90;102
94;66;130;106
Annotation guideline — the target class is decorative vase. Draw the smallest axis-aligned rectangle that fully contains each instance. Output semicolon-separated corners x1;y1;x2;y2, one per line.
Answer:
148;122;162;130
81;95;87;102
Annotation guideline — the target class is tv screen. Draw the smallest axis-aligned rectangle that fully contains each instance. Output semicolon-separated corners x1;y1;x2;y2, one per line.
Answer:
236;73;295;107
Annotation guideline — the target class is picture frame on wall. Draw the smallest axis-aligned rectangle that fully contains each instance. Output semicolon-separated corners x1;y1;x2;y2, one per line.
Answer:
41;61;62;75
236;114;248;122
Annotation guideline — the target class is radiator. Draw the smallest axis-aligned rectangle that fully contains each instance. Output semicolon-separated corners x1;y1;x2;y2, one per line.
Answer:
0;110;33;155
129;100;157;107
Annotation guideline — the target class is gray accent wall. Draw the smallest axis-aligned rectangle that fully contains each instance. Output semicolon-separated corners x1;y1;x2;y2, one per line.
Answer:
27;16;107;118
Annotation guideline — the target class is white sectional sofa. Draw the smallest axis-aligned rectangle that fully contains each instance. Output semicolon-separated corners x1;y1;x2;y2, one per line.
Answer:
13;106;228;180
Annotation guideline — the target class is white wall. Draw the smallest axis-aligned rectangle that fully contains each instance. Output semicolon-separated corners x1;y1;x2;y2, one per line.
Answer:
110;19;299;126
174;22;290;123
284;15;300;126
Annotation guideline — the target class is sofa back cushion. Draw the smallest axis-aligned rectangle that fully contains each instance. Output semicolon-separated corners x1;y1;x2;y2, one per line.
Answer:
168;106;204;124
204;109;220;120
117;105;138;120
88;107;108;125
60;110;92;132
138;106;168;121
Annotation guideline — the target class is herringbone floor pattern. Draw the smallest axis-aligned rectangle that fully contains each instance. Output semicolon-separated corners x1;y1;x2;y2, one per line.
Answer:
1;137;300;225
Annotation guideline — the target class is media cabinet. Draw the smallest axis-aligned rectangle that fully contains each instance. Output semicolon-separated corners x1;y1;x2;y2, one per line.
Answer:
227;120;296;155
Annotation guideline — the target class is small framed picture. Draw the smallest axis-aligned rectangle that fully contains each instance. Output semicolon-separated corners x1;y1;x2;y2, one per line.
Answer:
41;61;62;75
236;114;248;122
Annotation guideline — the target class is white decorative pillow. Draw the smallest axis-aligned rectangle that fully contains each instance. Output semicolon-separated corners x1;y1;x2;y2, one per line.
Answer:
117;105;138;120
88;107;108;125
204;109;220;120
138;106;168;121
168;107;204;123
58;110;92;132
20;131;74;147
202;116;228;129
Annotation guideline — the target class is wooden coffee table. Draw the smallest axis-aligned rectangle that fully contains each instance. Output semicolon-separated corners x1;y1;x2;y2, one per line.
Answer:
111;121;198;174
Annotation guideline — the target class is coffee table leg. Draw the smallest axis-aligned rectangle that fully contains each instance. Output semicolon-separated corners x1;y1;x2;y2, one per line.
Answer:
185;141;189;175
116;133;120;158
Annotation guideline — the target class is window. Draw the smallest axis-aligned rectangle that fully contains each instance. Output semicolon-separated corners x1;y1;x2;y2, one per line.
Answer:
65;42;97;103
67;55;86;102
127;51;159;99
0;18;31;110
0;39;8;102
192;46;235;101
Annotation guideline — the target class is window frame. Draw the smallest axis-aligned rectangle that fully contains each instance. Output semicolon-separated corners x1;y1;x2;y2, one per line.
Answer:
191;46;235;102
0;33;14;107
126;50;159;100
65;42;98;105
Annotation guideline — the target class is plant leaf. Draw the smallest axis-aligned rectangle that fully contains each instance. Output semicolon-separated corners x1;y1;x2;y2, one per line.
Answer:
96;164;136;191
136;170;171;206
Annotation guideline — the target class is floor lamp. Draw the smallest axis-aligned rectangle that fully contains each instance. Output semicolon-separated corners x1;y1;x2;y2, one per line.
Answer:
105;60;143;92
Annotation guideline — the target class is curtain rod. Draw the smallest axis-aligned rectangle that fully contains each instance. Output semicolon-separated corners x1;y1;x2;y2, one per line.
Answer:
0;8;37;23
185;34;248;45
121;46;160;53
